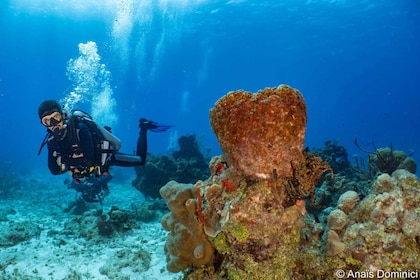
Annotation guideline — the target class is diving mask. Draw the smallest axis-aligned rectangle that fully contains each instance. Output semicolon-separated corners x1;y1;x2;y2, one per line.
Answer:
41;111;62;127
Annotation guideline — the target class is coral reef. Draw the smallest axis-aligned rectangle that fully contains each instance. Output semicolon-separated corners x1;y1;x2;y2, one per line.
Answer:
327;209;348;231
160;85;420;279
130;198;168;223
209;85;307;180
0;175;174;279
368;147;417;175
354;140;417;175
337;190;359;214
160;151;330;278
311;140;353;177
172;134;206;162
132;134;210;198
159;84;334;278
314;174;370;212
97;213;113;236
326;230;345;256
313;140;417;213
63;206;139;240
296;169;420;278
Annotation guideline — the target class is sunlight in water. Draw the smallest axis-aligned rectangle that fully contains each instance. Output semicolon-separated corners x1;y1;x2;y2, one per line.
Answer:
180;90;190;113
107;0;207;82
11;0;208;16
11;0;209;83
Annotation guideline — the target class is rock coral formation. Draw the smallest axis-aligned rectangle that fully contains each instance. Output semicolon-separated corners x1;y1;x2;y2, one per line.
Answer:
368;147;417;175
64;206;138;240
354;140;417;176
314;172;369;210
209;85;307;180
337;190;359;214
311;140;353;177
326;230;346;256
132;134;209;198
159;163;325;278
313;140;350;170
296;169;420;278
327;209;348;231
160;84;419;279
160;85;332;278
313;141;417;211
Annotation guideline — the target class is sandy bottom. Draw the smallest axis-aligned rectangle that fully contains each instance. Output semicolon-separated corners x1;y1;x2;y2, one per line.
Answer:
0;171;182;280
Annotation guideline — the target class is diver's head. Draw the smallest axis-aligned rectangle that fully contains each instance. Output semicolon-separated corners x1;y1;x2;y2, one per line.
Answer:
38;100;65;133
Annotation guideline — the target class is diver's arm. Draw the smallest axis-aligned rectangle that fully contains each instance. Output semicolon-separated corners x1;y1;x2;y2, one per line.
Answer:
47;145;67;175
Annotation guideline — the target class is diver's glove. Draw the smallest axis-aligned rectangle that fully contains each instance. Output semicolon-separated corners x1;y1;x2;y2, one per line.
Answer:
139;118;172;132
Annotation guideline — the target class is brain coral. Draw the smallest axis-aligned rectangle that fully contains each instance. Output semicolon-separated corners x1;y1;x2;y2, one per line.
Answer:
209;85;307;179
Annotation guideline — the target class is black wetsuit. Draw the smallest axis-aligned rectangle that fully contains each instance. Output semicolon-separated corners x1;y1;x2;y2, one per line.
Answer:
44;115;165;203
47;122;96;175
47;121;147;177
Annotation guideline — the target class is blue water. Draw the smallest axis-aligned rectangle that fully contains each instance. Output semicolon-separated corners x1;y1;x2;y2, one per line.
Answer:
0;0;419;176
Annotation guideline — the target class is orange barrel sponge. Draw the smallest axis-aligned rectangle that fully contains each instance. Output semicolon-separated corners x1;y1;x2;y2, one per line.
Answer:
210;84;307;179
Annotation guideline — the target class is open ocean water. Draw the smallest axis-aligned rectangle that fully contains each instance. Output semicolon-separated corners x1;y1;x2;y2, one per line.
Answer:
0;0;419;173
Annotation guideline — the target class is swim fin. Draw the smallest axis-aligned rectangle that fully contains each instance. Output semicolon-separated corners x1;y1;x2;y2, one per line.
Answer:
139;118;173;132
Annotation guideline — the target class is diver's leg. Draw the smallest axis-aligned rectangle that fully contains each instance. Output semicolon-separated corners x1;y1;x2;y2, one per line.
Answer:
108;123;148;167
111;153;144;166
136;125;148;165
109;118;171;167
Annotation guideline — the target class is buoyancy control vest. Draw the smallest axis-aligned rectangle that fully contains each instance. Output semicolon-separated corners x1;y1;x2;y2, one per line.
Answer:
66;110;122;175
39;110;121;177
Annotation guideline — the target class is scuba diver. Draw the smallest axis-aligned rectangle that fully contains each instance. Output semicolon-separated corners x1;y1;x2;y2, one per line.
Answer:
38;100;171;203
